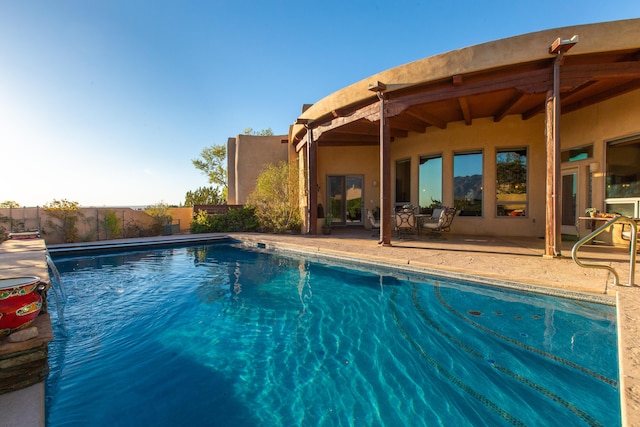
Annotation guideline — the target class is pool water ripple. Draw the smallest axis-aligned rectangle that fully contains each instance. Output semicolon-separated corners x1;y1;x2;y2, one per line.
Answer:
46;245;620;426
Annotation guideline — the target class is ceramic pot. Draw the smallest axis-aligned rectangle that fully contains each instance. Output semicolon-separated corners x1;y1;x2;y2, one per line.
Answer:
0;277;44;337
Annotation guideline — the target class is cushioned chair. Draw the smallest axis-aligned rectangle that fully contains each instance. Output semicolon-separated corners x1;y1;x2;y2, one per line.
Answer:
421;207;456;236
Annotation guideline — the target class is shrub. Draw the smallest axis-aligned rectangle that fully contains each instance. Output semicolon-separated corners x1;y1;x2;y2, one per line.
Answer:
145;202;172;235
190;207;259;234
101;210;122;239
246;161;301;233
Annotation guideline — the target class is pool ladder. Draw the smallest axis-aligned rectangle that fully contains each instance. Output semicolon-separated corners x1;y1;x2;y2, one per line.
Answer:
571;216;637;292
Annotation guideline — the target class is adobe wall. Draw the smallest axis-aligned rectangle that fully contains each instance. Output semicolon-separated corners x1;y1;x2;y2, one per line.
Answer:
229;134;288;205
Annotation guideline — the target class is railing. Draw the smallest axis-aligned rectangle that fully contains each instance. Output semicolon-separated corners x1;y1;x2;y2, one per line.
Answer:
571;216;637;292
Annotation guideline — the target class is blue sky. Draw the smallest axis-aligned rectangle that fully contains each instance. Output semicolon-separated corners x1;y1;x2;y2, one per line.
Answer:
1;1;638;207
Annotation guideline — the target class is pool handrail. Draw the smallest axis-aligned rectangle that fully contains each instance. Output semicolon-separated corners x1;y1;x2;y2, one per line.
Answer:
571;215;637;292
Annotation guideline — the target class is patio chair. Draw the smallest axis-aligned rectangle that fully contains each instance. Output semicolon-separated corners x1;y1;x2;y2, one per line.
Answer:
366;209;380;235
395;210;416;237
421;207;456;236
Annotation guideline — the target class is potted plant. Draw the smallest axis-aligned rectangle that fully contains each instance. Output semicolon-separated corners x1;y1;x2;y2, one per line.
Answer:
586;207;599;218
322;214;333;235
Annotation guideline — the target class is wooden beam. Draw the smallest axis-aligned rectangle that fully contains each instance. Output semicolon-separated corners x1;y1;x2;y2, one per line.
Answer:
319;140;379;147
295;134;307;153
563;61;640;80
405;109;447;129
563;78;640;114
493;91;525;122
312;103;380;140
393;68;553;109
458;96;472;125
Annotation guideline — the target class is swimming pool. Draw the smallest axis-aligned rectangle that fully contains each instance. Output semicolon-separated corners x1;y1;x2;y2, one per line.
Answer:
46;243;620;426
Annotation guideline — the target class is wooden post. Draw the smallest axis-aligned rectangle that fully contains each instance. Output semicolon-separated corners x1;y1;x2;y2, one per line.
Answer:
308;130;318;235
379;92;392;246
544;52;564;258
544;89;556;257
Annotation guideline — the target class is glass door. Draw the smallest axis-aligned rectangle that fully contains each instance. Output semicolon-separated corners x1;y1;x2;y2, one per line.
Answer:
561;169;578;234
327;175;363;225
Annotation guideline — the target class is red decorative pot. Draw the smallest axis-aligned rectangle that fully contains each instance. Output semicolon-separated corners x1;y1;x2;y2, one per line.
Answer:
0;277;44;337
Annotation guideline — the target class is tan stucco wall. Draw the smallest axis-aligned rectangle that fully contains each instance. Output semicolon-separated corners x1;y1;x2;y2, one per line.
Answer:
227;137;237;204
316;145;380;224
228;134;288;205
167;207;193;232
390;114;547;237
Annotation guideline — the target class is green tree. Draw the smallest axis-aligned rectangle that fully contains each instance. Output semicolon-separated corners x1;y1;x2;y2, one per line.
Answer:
184;186;225;206
192;145;228;200
246;161;301;233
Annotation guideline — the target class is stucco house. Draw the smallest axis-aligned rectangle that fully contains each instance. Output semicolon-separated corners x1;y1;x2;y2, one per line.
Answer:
234;19;640;256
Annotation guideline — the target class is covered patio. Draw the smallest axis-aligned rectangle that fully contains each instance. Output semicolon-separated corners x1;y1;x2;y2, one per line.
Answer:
289;19;640;259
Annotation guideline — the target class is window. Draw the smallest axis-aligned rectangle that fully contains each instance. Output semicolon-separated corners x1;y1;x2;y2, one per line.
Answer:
561;145;593;163
454;152;483;216
606;137;640;217
395;159;411;207
419;155;442;210
496;148;527;217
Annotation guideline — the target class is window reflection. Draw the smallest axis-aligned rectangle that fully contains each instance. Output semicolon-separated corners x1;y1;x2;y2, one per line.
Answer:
496;148;527;217
454;152;483;216
395;159;411;207
419;155;442;211
606;137;640;218
606;139;640;199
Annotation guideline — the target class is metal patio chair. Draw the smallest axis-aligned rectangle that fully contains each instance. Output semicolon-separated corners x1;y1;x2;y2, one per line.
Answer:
395;210;417;237
421;207;456;236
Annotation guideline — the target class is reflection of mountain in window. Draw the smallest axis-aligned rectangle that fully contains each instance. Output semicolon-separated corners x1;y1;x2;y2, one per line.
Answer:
454;152;483;216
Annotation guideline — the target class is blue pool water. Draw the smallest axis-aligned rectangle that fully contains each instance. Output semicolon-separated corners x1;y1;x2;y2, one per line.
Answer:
46;244;620;426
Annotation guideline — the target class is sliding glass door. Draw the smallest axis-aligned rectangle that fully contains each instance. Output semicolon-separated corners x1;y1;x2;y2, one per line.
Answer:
327;175;364;225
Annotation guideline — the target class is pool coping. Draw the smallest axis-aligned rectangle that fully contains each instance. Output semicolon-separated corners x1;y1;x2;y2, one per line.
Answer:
235;238;616;306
